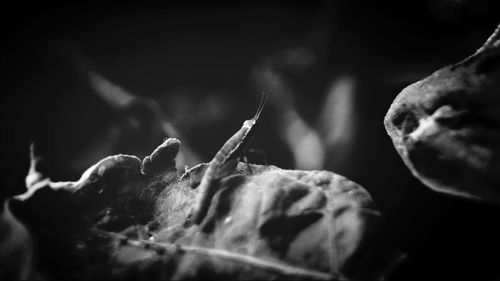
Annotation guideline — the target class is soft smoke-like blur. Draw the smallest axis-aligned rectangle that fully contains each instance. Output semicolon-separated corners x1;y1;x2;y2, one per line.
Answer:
69;52;202;173
253;49;326;170
319;75;357;170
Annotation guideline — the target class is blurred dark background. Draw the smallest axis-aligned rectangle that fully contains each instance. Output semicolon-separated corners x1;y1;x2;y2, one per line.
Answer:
1;1;500;280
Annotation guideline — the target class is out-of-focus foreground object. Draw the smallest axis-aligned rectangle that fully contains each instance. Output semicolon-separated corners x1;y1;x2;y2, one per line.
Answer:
384;22;500;203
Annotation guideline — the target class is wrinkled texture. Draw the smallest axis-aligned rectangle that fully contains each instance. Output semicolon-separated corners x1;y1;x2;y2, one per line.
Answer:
2;138;397;280
384;23;500;204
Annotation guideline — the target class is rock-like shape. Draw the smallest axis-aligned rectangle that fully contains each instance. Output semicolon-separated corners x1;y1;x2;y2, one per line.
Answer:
384;23;500;204
2;138;399;280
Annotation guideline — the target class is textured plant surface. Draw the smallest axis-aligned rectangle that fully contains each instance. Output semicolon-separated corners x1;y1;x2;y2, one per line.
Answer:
384;23;500;204
1;138;398;280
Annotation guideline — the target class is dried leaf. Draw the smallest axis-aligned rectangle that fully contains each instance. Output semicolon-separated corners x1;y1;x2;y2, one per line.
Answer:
4;138;399;280
384;23;500;204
